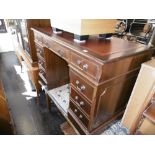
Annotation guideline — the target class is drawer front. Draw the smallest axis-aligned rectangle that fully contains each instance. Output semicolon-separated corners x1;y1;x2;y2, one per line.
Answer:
71;53;100;80
35;43;44;58
38;58;45;69
38;77;47;87
68;112;87;134
39;68;47;84
34;33;43;44
44;38;69;61
70;70;95;102
71;88;91;116
38;63;45;72
69;101;89;128
37;53;45;62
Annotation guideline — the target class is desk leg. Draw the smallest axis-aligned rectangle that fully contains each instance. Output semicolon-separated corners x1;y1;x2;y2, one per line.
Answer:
46;94;51;111
36;89;40;105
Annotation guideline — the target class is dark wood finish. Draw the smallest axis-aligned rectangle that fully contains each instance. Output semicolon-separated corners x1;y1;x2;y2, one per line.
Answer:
43;37;70;62
68;111;89;135
69;100;89;128
70;69;96;102
70;52;101;81
0;80;14;134
26;19;51;63
44;48;69;90
32;27;153;134
0;81;10;122
35;42;45;59
93;70;139;129
70;88;91;116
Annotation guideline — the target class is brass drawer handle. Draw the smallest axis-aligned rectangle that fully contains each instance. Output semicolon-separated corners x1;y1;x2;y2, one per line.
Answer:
75;96;79;100
79;101;84;106
74;109;78;113
76;80;80;85
80;85;86;91
82;64;88;71
75;80;85;91
79;114;83;119
76;85;86;92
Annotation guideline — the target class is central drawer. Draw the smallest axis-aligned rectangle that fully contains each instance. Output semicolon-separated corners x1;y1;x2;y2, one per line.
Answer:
70;69;95;102
70;53;100;80
43;37;70;61
35;43;44;58
39;68;47;84
70;88;91;117
34;33;43;44
38;59;45;70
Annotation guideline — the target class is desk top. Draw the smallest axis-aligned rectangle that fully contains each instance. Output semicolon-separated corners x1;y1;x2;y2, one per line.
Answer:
32;27;151;63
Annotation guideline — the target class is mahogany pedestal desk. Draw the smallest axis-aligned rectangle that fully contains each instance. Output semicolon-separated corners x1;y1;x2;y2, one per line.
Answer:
32;27;152;134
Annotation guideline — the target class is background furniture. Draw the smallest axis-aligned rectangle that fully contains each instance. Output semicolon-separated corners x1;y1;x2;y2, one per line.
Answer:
11;19;50;96
121;58;155;134
136;102;155;134
0;80;14;134
32;27;152;134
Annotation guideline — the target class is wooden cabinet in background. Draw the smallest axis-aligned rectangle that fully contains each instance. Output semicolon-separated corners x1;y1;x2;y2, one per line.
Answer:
122;58;155;134
11;19;51;95
136;95;155;135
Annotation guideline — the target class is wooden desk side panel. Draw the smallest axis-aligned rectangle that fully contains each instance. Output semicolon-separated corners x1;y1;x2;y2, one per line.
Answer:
100;51;151;82
93;70;138;129
121;62;155;134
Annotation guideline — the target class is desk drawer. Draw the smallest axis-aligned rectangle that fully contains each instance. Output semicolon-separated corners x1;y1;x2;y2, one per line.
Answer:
69;101;89;128
71;88;91;116
38;59;45;69
37;53;45;62
39;69;47;84
44;38;69;61
34;33;43;44
38;63;45;72
35;43;44;58
70;70;95;102
71;53;100;80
